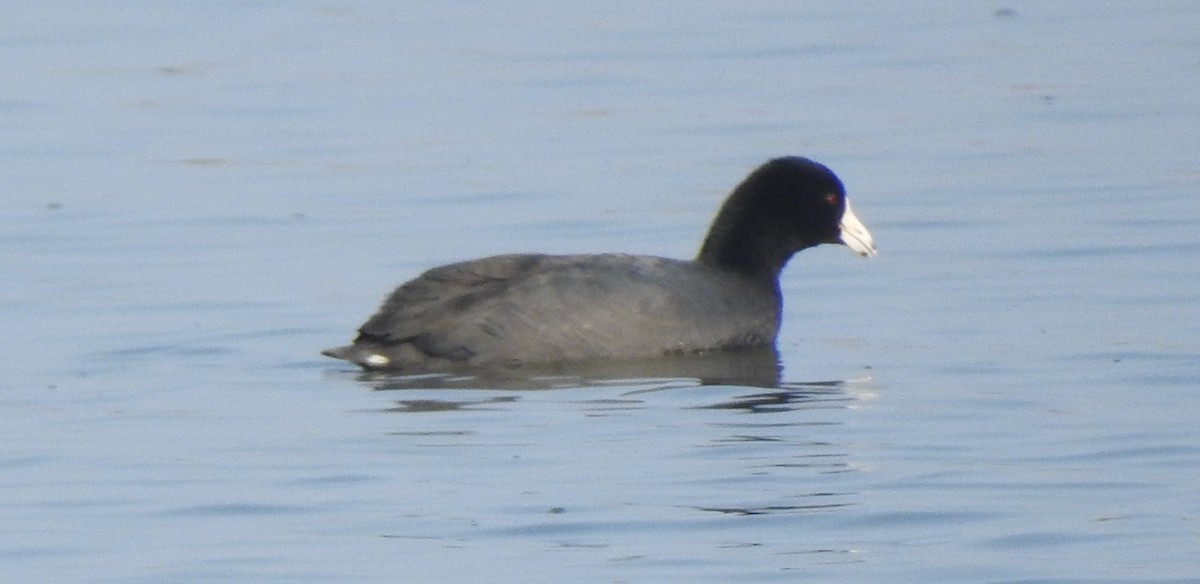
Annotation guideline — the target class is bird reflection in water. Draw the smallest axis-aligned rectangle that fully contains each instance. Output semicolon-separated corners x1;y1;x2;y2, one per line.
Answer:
338;346;872;417
352;346;784;391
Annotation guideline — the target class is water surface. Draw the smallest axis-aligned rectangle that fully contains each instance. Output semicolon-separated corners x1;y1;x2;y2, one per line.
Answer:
2;2;1198;583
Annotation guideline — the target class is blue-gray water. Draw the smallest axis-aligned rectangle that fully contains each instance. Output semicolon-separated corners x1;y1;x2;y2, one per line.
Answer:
3;2;1198;582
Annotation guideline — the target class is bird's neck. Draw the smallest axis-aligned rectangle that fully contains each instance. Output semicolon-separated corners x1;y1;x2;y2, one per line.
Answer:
696;224;793;281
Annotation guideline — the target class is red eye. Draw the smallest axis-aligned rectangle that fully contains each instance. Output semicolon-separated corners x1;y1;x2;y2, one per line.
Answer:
824;193;838;206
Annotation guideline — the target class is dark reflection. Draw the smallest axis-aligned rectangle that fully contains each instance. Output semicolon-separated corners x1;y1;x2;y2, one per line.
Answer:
385;395;518;413
347;346;784;391
698;499;853;516
698;380;854;413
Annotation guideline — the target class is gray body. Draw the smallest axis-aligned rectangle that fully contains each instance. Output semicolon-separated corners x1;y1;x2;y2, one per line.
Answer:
323;253;780;370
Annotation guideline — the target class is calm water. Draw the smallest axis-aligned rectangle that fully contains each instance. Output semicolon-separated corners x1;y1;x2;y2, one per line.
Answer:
3;2;1199;582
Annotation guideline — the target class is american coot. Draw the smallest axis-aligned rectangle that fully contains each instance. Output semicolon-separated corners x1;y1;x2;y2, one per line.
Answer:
323;156;876;372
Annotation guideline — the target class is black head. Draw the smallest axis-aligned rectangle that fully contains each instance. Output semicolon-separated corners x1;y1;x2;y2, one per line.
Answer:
697;156;874;278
